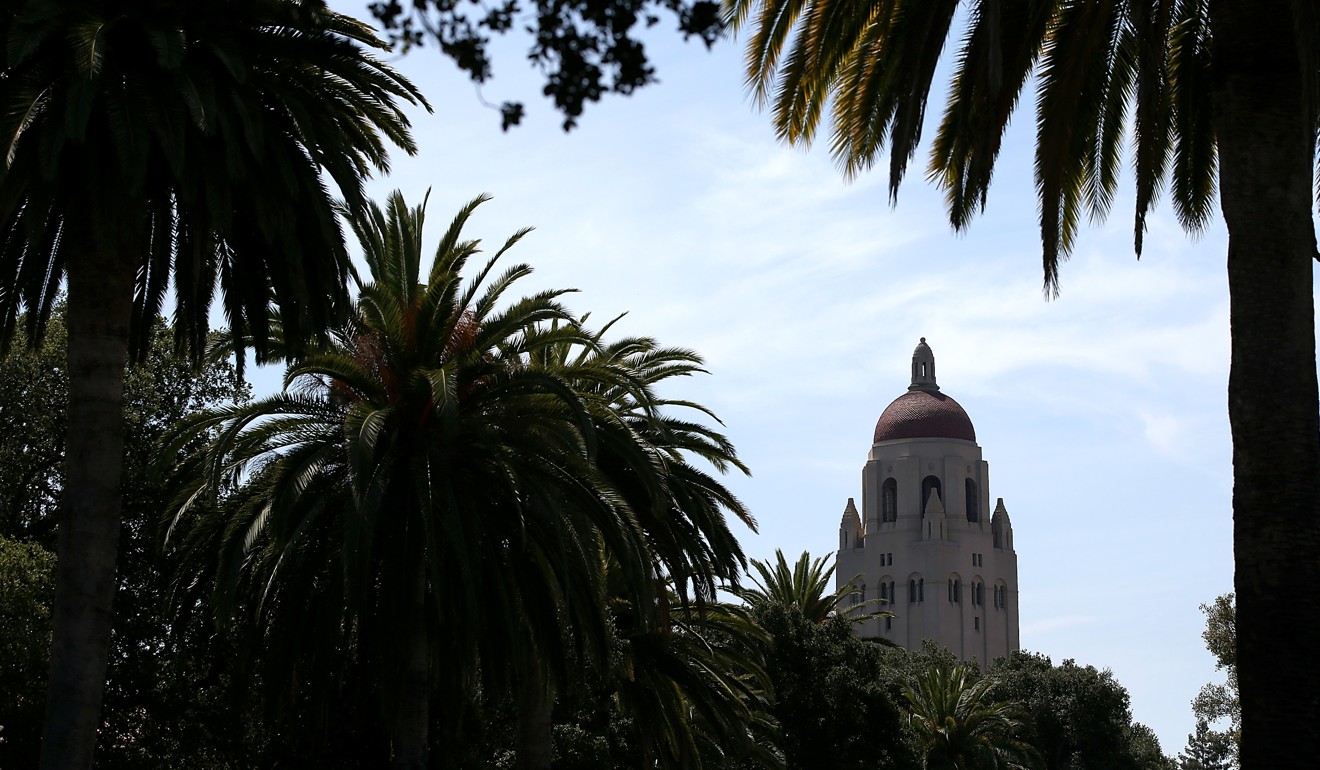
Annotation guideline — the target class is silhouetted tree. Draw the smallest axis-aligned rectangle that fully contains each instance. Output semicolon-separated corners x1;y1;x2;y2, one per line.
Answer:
369;0;725;128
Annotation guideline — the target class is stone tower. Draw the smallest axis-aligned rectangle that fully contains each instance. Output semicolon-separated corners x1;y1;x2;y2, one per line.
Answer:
835;338;1020;664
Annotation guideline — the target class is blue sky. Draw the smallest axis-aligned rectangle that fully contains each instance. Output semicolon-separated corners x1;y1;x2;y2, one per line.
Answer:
278;3;1319;754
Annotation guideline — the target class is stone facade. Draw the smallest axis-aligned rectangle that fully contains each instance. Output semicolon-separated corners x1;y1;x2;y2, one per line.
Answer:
835;339;1020;664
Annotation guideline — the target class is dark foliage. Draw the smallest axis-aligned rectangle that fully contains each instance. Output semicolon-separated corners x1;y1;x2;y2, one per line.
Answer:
749;604;916;770
0;537;55;767
369;0;725;129
989;651;1172;770
1178;594;1237;769
0;311;253;767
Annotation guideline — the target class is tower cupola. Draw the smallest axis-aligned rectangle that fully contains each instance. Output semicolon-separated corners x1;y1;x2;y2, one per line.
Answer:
874;338;975;443
910;337;939;392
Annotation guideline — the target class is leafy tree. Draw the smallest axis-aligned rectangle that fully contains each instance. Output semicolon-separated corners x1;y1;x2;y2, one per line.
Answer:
746;606;915;769
727;2;1320;763
0;313;66;545
0;309;253;768
369;0;725;129
0;536;55;768
1127;725;1178;770
1179;721;1235;770
97;329;256;770
988;652;1170;770
0;2;424;766
1182;594;1238;768
904;662;1041;770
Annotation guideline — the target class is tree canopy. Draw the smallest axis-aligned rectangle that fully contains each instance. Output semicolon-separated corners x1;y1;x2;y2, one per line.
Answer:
1179;594;1238;770
369;0;725;129
989;652;1173;770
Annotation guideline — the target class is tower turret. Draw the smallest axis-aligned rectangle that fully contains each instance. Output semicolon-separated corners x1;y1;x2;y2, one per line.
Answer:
991;498;1014;550
839;498;862;550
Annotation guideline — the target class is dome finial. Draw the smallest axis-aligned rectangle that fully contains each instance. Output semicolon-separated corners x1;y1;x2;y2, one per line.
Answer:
909;337;939;392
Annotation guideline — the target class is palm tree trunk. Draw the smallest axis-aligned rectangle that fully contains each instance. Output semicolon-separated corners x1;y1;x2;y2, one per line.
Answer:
392;554;431;769
515;647;554;770
39;245;136;769
1210;1;1320;766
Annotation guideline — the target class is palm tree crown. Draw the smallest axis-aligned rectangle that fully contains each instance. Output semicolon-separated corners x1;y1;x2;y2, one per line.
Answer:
1;0;425;358
905;663;1041;770
738;549;884;625
168;192;630;765
167;191;761;767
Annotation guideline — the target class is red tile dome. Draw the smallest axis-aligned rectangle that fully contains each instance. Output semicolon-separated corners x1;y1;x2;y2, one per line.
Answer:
873;390;977;443
873;338;975;443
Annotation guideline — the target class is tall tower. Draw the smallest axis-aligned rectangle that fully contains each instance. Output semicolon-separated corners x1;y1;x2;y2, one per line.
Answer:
836;338;1020;664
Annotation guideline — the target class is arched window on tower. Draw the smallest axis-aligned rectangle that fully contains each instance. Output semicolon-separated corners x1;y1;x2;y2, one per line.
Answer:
882;478;898;523
921;475;943;514
965;479;979;522
909;580;917;604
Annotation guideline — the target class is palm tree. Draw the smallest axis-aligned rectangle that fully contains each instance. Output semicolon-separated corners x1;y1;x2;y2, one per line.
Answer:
166;191;641;768
738;549;886;625
0;2;424;766
905;663;1040;770
726;1;1320;763
170;192;762;768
